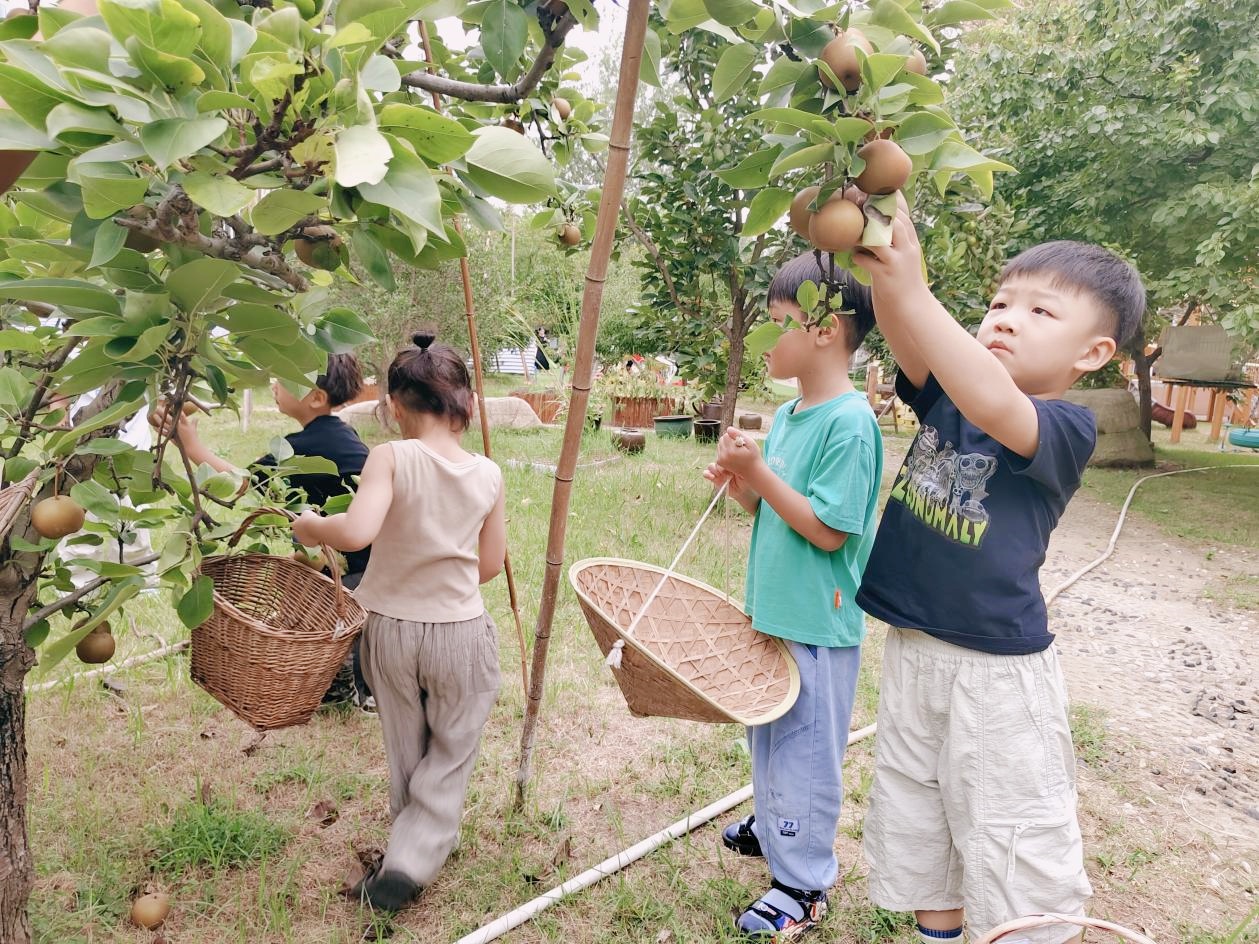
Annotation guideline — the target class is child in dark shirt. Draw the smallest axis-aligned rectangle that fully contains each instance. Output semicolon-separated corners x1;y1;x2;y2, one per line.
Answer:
155;354;372;704
853;214;1145;944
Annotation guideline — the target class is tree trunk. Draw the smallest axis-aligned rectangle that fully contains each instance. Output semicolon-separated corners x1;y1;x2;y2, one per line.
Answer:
1129;323;1161;442
0;581;38;944
721;294;749;431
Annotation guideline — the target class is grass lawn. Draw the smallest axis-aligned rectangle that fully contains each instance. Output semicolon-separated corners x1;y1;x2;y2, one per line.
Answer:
22;390;1255;943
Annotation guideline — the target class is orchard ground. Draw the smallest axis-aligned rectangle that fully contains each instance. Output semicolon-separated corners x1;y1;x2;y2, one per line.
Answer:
25;387;1259;943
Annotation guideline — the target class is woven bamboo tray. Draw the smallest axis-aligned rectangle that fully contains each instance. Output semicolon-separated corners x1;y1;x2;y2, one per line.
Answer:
972;914;1159;944
192;510;366;731
0;468;40;542
569;558;800;726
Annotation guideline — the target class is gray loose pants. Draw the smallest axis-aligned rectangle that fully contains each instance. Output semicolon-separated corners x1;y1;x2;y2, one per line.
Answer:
359;611;501;886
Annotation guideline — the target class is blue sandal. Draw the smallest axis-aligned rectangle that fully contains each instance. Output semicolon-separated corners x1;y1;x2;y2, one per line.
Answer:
735;881;827;940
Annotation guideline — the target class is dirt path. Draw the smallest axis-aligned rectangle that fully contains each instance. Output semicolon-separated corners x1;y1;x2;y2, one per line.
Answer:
1044;491;1258;846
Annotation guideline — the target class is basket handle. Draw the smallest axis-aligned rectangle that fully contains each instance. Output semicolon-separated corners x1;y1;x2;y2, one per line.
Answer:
971;914;1159;944
226;507;352;625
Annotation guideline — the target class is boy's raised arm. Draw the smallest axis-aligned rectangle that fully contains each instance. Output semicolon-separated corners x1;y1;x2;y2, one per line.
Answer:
856;212;1041;459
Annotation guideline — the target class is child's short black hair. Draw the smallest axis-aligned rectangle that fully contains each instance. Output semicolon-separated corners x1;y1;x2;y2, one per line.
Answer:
387;333;473;431
998;241;1145;348
317;353;363;407
767;252;876;354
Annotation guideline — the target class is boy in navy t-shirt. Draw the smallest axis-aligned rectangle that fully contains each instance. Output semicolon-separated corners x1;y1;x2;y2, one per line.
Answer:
853;217;1145;944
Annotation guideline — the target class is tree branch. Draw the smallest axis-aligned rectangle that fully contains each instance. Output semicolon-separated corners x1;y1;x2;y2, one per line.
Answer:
21;551;161;631
4;337;81;460
400;11;578;103
117;189;309;293
618;201;695;321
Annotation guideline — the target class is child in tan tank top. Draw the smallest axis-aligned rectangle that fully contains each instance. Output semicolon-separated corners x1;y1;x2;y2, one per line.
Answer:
292;333;506;915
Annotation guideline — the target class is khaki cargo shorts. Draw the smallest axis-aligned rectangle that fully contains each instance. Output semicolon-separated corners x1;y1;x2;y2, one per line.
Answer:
864;628;1092;944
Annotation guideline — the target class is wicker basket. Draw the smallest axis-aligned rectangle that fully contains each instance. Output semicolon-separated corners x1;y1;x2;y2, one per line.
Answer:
972;914;1159;944
0;468;40;542
192;510;367;731
569;558;800;726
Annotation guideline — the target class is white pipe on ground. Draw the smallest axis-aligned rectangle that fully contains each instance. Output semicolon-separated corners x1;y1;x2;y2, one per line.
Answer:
454;723;877;944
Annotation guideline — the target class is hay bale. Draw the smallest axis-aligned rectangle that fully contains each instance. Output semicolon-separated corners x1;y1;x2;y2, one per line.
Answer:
1064;389;1154;467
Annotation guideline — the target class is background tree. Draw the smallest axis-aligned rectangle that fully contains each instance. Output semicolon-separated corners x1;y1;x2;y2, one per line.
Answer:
622;25;793;428
942;0;1259;432
0;0;609;936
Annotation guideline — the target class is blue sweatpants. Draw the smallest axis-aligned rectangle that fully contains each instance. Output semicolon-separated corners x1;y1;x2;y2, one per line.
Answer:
748;641;861;892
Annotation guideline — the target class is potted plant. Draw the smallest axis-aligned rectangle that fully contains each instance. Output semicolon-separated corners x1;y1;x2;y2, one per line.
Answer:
596;367;678;429
509;369;566;424
654;413;692;439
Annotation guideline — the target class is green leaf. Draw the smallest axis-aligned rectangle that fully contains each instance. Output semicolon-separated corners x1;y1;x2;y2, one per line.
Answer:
928;140;1015;175
869;0;939;53
358;136;444;234
224;302;300;345
89;219;127;268
0;365;32;411
100;0;202;55
480;0;529;79
926;0;998;27
125;38;205;93
0;62;72;127
0;277;121;314
104;321;169;361
715;146;782;189
744;321;783;359
313;307;374;354
750;107;824;131
362;54;402;93
741;187;793;237
177;575;215;629
352;228;395;290
377;103;475;164
893;112;955;156
462;126;556;203
41;24;113;72
196;90;259;114
712;42;759;103
45;103;126;146
640;28;662;87
702;0;761;27
759;54;808;97
861;52;912;94
24;620;49;649
249;190;328;236
167;258;241;314
332;0;429;54
236;335;324;386
70;479;119;520
796;279;819;313
0;111;54;151
0;329;44;353
768;142;833;179
181;171;254;217
334;124;393;188
834;116;876;145
140;116;228;171
71;162;148;220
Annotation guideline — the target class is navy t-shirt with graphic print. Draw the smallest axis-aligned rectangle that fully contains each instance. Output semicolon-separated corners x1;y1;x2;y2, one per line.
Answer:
856;373;1096;655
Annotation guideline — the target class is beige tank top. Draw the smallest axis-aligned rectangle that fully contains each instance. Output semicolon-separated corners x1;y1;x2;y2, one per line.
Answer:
352;439;503;623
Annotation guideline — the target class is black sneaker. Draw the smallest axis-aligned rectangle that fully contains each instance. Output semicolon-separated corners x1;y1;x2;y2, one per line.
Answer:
361;870;421;914
722;814;764;858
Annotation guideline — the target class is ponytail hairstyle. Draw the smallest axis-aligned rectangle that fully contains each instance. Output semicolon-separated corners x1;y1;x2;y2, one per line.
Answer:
386;332;473;431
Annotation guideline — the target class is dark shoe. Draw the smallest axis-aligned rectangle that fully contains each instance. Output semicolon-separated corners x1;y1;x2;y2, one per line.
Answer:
735;881;827;939
722;814;763;858
361;870;421;914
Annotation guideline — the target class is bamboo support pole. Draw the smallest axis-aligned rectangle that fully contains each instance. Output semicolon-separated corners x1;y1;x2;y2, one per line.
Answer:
416;20;530;701
514;0;651;806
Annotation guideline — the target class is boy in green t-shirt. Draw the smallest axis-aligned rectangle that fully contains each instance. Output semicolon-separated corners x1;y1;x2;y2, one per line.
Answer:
705;253;883;939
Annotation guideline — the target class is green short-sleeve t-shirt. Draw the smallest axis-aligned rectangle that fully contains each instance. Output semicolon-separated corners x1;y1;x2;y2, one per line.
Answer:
745;391;883;648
